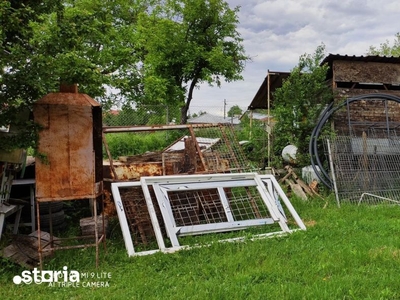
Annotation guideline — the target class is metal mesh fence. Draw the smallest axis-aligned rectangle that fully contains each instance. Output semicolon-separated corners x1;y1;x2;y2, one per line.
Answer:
103;105;229;127
323;132;400;205
103;106;270;170
103;123;256;181
103;105;180;126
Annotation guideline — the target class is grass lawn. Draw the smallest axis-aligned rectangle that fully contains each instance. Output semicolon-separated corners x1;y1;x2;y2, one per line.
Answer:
1;197;400;300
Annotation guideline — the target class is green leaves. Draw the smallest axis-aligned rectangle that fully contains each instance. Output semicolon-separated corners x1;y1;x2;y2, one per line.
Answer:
367;32;400;57
136;0;249;123
0;0;149;151
273;44;332;166
1;0;248;151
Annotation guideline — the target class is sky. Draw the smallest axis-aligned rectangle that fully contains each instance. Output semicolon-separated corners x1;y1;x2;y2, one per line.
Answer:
188;0;400;116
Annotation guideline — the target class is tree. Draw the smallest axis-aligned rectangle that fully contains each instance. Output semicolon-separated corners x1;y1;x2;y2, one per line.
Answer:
227;105;242;117
272;44;332;166
1;0;248;151
367;32;400;56
135;0;249;124
0;1;57;150
0;0;153;150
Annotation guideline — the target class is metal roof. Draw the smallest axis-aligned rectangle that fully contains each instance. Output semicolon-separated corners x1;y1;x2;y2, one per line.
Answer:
188;113;240;125
247;71;290;110
36;92;101;106
165;136;221;152
321;53;400;65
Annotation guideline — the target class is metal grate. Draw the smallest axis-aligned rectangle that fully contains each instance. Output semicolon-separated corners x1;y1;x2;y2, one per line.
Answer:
325;134;400;204
103;123;254;180
168;189;227;226
119;186;158;245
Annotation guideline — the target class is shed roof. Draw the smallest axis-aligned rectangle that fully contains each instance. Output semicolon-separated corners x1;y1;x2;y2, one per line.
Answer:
321;54;400;79
247;71;290;110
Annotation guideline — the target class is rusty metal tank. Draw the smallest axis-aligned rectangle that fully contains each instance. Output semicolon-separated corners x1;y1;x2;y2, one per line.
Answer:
33;84;103;201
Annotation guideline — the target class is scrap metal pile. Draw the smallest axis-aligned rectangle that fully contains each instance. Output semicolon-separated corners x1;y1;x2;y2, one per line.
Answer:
103;124;306;255
103;123;253;181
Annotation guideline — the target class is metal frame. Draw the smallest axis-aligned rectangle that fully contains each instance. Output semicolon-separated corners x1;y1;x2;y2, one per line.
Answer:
112;173;306;256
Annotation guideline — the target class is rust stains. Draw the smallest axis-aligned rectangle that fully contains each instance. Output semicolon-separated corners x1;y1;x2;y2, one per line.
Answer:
34;90;103;202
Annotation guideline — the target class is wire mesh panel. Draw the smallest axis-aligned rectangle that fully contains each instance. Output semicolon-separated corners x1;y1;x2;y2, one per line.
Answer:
111;173;306;256
118;185;165;246
111;182;163;256
103;124;254;181
167;189;228;226
225;186;270;220
324;135;400;204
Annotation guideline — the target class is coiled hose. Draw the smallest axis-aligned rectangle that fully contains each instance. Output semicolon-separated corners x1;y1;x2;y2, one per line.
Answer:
309;93;400;189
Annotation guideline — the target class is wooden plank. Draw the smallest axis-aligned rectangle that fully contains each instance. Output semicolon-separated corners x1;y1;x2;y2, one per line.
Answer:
1;231;60;268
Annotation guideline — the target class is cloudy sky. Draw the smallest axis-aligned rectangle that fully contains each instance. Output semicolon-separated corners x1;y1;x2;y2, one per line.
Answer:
188;0;400;116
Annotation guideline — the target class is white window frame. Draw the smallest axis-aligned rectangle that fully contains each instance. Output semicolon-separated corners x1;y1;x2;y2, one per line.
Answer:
112;173;306;256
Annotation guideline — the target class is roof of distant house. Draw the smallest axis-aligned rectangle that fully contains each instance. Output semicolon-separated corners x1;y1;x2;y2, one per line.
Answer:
188;113;240;125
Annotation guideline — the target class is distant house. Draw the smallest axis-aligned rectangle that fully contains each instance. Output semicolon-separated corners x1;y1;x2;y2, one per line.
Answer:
188;113;240;125
109;109;120;115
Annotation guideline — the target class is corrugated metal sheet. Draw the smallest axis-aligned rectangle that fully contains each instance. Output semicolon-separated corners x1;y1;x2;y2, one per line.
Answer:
321;54;400;66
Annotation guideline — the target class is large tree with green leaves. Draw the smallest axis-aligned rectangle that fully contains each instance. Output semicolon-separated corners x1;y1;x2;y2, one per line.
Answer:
0;1;57;150
135;0;249;124
0;0;153;150
367;32;400;56
272;44;332;167
1;0;248;151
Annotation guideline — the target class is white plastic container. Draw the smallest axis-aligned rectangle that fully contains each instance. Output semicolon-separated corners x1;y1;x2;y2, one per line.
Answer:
282;145;297;163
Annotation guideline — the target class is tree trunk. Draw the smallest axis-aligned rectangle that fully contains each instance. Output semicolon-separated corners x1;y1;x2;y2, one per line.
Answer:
180;77;198;124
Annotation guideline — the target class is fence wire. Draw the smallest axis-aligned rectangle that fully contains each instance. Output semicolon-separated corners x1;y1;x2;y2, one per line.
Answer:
324;133;400;205
103;106;270;170
103;123;256;182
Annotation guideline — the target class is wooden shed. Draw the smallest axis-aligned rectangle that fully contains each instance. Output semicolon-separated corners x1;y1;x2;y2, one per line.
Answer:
321;54;400;135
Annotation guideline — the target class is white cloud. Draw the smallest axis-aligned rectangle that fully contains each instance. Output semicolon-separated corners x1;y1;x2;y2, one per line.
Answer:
190;0;400;115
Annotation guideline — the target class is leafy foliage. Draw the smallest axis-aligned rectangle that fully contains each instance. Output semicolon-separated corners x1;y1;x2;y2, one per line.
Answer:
235;112;268;168
104;130;183;158
272;44;333;167
1;0;248;152
135;0;249;123
367;32;400;56
0;0;152;151
227;104;242;117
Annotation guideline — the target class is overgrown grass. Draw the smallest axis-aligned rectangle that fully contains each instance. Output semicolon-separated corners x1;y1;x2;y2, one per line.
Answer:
2;197;400;299
104;131;182;159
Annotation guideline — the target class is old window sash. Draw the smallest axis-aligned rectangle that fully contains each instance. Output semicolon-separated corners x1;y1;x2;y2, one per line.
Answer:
112;173;306;256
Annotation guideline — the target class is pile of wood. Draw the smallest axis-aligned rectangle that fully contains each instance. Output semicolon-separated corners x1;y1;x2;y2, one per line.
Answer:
1;231;60;268
80;215;108;237
278;166;321;200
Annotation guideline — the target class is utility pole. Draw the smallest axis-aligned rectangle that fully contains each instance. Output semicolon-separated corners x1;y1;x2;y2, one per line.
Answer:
223;99;226;119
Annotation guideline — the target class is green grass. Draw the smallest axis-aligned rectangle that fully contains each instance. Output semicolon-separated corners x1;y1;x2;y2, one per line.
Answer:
2;198;400;299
